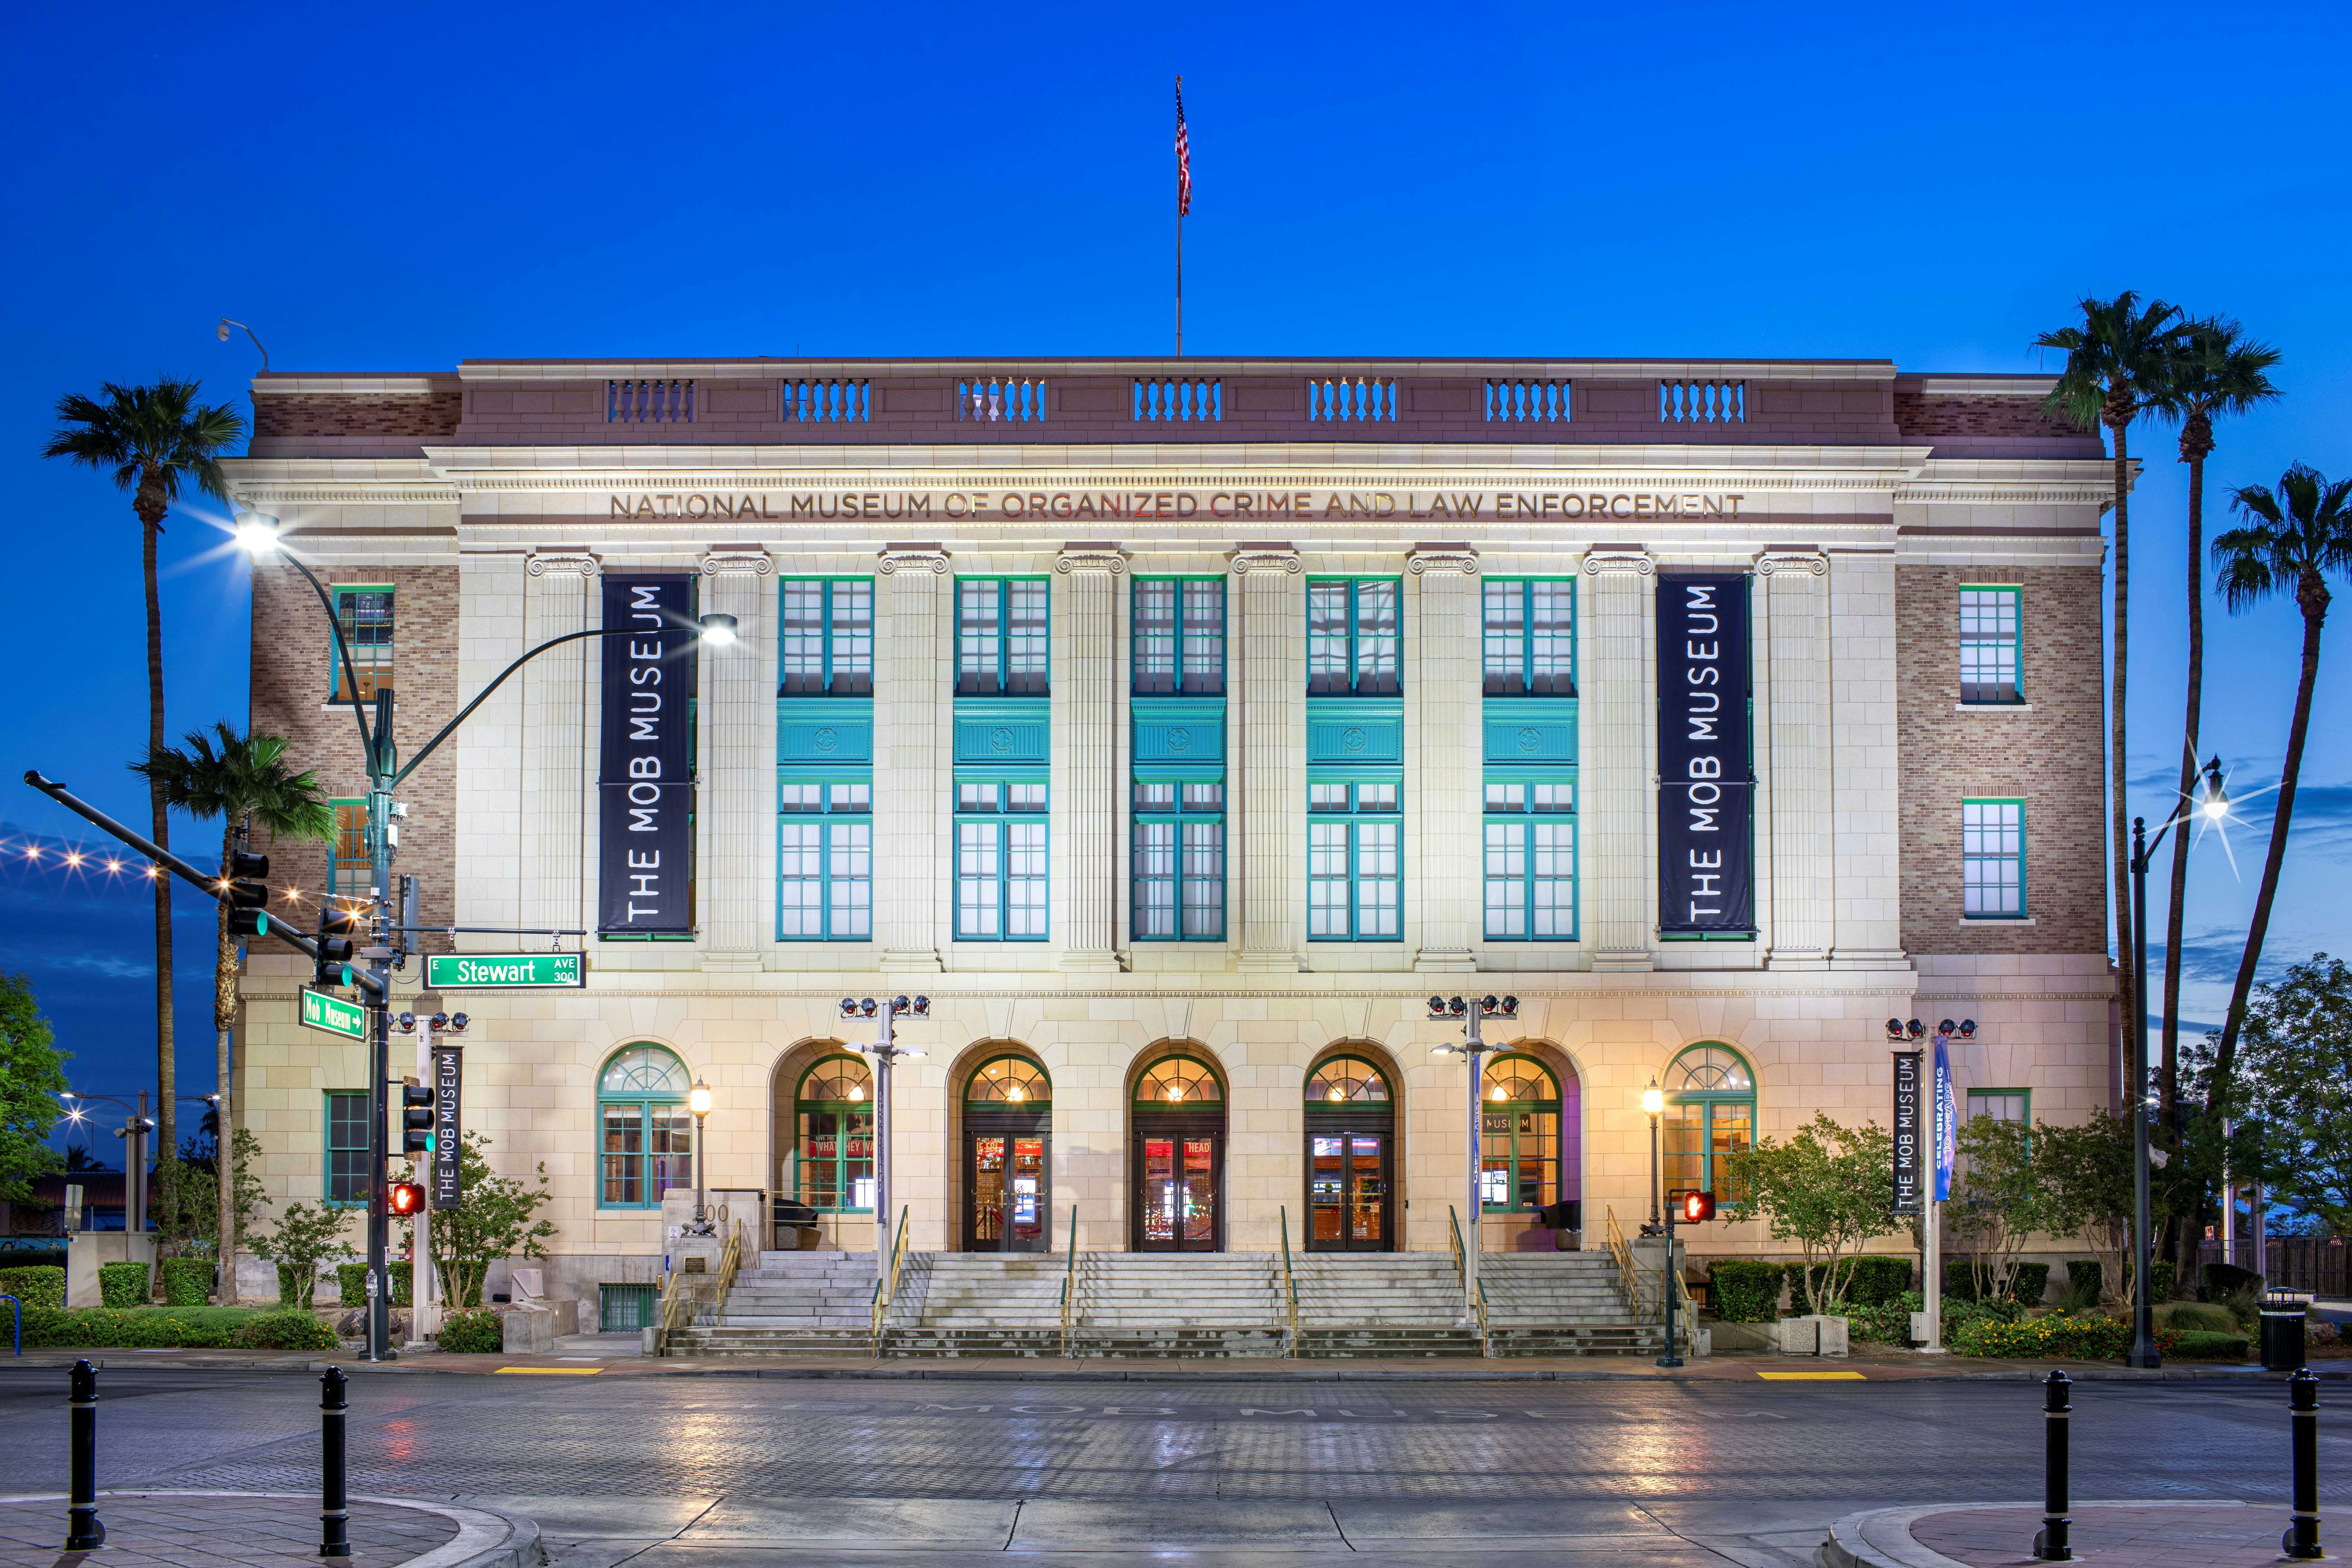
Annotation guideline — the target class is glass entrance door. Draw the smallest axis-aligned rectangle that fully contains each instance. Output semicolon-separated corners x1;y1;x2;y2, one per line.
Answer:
1136;1133;1220;1251
1308;1132;1390;1251
967;1132;1050;1251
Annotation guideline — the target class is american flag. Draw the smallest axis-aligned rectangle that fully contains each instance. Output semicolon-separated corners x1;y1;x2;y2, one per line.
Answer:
1175;78;1192;217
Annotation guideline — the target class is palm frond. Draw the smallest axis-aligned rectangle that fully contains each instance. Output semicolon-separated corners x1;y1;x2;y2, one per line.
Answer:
2215;464;2352;613
131;722;336;841
40;377;247;503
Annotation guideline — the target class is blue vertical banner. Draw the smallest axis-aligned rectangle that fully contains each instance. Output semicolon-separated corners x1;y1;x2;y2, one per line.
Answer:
1933;1030;1957;1202
598;573;697;934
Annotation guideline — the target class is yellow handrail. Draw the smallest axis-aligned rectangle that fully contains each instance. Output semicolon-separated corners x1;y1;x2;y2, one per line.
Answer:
1277;1206;1301;1355
869;1205;909;1356
1059;1204;1079;1357
1603;1206;1649;1317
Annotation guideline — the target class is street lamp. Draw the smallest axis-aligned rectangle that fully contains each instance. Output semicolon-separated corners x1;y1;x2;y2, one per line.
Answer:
2123;755;2232;1370
1641;1079;1665;1233
843;996;929;1273
58;1091;158;1235
1431;994;1517;1327
686;1078;715;1236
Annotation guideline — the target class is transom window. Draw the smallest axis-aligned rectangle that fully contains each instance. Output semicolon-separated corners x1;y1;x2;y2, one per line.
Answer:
1959;586;2022;704
957;579;1049;695
1663;1044;1754;1202
1306;1056;1390;1103
966;1056;1052;1103
598;1045;694;1209
1309;780;1401;941
777;781;871;941
1133;578;1225;694
1307;579;1400;695
1136;1055;1223;1104
779;579;873;696
956;780;1048;939
1962;800;2026;918
1480;1054;1559;1211
1482;580;1576;696
329;586;394;701
795;1054;874;1212
1134;779;1224;941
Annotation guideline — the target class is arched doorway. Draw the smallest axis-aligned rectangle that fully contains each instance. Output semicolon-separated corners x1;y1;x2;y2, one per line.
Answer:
1304;1053;1394;1251
1480;1052;1574;1226
790;1053;876;1217
1130;1052;1224;1252
1664;1043;1754;1203
963;1054;1051;1252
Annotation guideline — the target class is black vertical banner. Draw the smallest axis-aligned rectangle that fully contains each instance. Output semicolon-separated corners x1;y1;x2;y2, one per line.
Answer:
430;1042;463;1210
599;573;697;934
1891;1050;1922;1214
1657;572;1755;933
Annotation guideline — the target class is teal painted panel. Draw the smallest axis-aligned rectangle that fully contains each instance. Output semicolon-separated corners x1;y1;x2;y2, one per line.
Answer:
1306;715;1402;765
1482;697;1579;765
955;714;1051;765
777;699;873;766
1134;713;1225;764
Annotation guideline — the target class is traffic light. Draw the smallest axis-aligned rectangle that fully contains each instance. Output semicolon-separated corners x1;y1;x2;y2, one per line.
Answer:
314;906;362;988
399;1082;432;1157
1678;1190;1716;1224
387;1181;424;1217
225;851;270;936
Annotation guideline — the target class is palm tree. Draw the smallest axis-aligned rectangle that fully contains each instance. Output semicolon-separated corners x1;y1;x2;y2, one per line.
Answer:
2035;294;2190;1036
2204;465;2352;1103
2143;319;2280;1124
134;723;333;1303
43;380;247;1167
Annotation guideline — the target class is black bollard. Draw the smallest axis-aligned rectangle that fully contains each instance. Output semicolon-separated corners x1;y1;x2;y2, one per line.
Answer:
2032;1369;2072;1561
319;1365;350;1559
64;1359;103;1551
2284;1368;2322;1560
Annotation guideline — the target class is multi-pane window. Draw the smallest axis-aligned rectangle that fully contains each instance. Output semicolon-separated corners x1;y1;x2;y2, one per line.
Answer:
795;1056;874;1212
1308;780;1402;940
324;1091;369;1205
1661;1044;1755;1202
1307;579;1401;695
1962;800;2026;918
957;579;1049;695
1482;580;1577;695
1959;586;2022;704
1967;1089;2030;1125
777;781;871;940
329;586;393;701
597;1045;694;1208
778;579;873;695
327;800;369;896
1133;780;1224;940
956;781;1048;939
1482;782;1577;940
1480;1056;1560;1212
1132;578;1225;694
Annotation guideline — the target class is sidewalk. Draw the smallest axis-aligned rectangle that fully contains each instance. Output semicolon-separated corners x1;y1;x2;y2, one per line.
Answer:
0;1492;533;1568
1826;1501;2301;1567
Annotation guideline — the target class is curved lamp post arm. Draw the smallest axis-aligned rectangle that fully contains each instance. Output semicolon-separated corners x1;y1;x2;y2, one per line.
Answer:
271;551;375;767
390;626;667;790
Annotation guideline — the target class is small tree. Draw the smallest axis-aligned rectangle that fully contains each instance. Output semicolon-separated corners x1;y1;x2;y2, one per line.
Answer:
252;1198;352;1309
401;1132;556;1309
2229;954;2352;1235
1947;1114;2055;1300
0;974;69;1203
1721;1114;1902;1314
2041;1110;2135;1306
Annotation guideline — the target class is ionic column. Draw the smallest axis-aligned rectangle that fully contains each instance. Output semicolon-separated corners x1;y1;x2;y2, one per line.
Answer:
1582;550;1654;971
876;547;949;971
1055;545;1125;972
1759;553;1833;969
699;550;775;967
1829;552;1907;968
454;551;526;940
1233;547;1303;972
1409;547;1480;971
520;553;596;935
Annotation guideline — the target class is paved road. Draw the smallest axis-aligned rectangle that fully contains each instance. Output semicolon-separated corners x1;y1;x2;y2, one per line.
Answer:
0;1367;2342;1563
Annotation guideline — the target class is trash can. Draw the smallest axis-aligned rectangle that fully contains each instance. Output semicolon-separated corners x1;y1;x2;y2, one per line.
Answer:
2261;1290;2308;1372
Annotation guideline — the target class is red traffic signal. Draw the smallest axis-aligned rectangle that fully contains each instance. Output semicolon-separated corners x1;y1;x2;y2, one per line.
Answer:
1678;1189;1716;1224
387;1182;425;1217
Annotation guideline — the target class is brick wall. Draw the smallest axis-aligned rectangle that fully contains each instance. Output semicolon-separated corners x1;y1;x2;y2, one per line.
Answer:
248;560;460;953
252;384;462;440
1896;564;2106;954
1893;391;2087;441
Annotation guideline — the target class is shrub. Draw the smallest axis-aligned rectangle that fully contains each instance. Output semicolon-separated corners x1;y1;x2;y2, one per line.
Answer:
2202;1263;2263;1301
1941;1261;1983;1301
336;1261;411;1307
98;1261;149;1308
2157;1301;2240;1335
159;1257;213;1306
2067;1259;2102;1301
1846;1292;1919;1345
1847;1256;1914;1308
2008;1263;2052;1305
1707;1260;1784;1322
21;1306;271;1349
436;1309;505;1353
0;1265;66;1310
2169;1329;2250;1361
2151;1259;2178;1302
1953;1313;2133;1359
229;1311;338;1351
277;1264;322;1308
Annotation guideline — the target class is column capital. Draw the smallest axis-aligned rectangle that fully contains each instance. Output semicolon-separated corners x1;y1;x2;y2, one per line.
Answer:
526;551;600;578
1230;545;1301;576
877;545;950;575
1756;551;1828;578
1053;543;1128;576
1407;545;1480;576
698;549;774;577
1580;550;1653;577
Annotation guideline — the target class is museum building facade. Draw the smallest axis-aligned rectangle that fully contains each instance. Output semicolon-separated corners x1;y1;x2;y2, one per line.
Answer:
223;355;2119;1298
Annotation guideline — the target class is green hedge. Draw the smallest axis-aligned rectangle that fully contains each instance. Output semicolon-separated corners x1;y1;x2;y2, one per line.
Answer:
2202;1263;2264;1301
0;1266;66;1310
335;1261;411;1307
2169;1329;2250;1360
1707;1260;1784;1322
2009;1263;2051;1305
20;1305;332;1349
229;1311;338;1351
1954;1314;2134;1359
277;1265;318;1308
436;1309;504;1353
159;1257;213;1306
2068;1259;2102;1300
98;1262;149;1308
1847;1257;1914;1308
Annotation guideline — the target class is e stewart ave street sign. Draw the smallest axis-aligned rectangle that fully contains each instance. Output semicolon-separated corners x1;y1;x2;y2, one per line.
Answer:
424;953;584;990
298;986;366;1040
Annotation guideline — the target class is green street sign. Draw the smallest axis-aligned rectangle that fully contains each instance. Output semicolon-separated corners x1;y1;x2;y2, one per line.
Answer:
424;952;583;990
298;986;366;1041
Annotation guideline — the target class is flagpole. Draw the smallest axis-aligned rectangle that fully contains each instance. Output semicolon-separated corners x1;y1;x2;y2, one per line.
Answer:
1175;74;1184;357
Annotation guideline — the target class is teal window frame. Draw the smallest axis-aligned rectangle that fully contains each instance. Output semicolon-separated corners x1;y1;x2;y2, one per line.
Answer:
1961;798;2027;918
955;777;1049;940
777;778;872;941
1967;1088;2030;1126
1481;578;1578;696
957;577;1050;695
778;577;873;696
327;584;394;701
1481;777;1578;940
1132;576;1226;694
1479;1054;1561;1213
1133;776;1225;940
324;1090;369;1207
1307;577;1402;695
1959;585;2022;705
794;1054;876;1213
327;798;369;897
596;1044;694;1210
1663;1044;1755;1202
1308;778;1402;941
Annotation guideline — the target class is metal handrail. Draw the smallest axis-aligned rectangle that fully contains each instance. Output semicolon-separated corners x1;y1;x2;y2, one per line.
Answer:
1448;1205;1467;1290
1277;1206;1301;1355
700;1216;745;1328
1603;1206;1649;1317
1474;1277;1492;1353
1673;1266;1700;1353
869;1205;910;1356
1059;1204;1079;1357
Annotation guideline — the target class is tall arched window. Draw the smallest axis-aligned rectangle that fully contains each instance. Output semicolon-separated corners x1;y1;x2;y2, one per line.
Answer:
1664;1043;1755;1200
1480;1053;1559;1212
794;1054;875;1213
599;1045;693;1209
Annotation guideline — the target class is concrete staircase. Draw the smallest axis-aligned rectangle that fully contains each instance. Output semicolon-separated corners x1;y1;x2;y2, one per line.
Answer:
1066;1252;1287;1357
665;1249;875;1357
1290;1253;1481;1356
887;1252;1069;1356
1482;1253;1662;1356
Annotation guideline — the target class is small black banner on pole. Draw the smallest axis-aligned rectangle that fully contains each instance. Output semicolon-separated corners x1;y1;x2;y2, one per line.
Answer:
1892;1050;1923;1215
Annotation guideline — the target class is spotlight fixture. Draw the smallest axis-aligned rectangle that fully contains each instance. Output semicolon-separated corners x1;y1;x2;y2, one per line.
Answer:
1885;1018;1906;1041
395;1012;417;1033
1938;1019;1957;1037
1957;1019;1976;1039
1906;1019;1925;1039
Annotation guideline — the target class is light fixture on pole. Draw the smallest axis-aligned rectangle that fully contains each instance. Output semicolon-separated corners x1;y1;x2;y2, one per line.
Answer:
685;1077;715;1236
217;318;267;373
1431;994;1517;1328
1641;1078;1665;1235
60;1090;156;1235
844;996;929;1272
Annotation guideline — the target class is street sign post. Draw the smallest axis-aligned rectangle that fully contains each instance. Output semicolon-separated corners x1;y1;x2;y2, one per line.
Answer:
298;986;367;1041
423;953;582;990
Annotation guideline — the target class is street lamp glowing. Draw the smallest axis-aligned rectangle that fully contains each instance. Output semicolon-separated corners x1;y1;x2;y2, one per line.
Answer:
2199;755;2229;820
1641;1081;1664;1117
697;612;738;646
233;510;282;557
688;1078;712;1117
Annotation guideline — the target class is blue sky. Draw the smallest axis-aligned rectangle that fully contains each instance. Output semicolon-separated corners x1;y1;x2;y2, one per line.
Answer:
3;0;2349;1139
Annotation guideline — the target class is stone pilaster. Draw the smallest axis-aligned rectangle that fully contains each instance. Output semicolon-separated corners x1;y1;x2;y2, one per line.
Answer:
1055;545;1126;972
1759;552;1832;969
454;551;526;944
520;552;596;936
1232;547;1303;972
1408;547;1480;971
699;550;775;968
875;546;948;971
1582;550;1654;971
1829;551;1907;968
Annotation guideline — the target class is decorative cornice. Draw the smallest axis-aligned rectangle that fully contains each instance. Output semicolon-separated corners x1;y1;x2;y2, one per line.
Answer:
876;546;950;575
698;551;774;577
526;552;600;578
1756;551;1828;577
1230;547;1302;576
1580;551;1654;576
1053;544;1128;576
1406;547;1479;576
1893;483;2115;507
